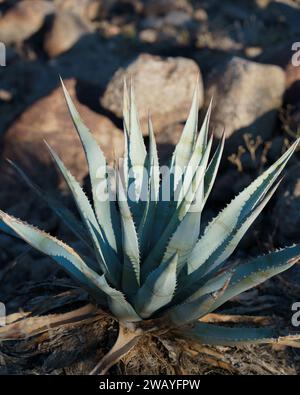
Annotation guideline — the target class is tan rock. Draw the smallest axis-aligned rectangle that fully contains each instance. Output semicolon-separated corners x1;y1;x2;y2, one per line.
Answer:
257;42;300;105
205;57;285;141
0;0;54;44
52;0;90;17
101;54;203;134
2;79;124;189
44;12;90;58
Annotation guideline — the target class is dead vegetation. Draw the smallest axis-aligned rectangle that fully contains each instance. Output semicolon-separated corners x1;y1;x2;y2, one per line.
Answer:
0;278;299;375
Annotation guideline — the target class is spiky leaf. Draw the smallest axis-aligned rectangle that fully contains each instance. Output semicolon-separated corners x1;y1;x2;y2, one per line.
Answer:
170;78;201;190
138;116;160;257
60;78;121;257
187;139;299;275
117;176;140;296
46;142;121;285
168;270;231;325
203;132;225;204
175;322;277;346
8;159;91;250
209;243;300;312
141;136;213;279
0;211;105;300
134;253;178;318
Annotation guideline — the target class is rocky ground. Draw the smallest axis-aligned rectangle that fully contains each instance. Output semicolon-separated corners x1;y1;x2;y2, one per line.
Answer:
0;0;300;375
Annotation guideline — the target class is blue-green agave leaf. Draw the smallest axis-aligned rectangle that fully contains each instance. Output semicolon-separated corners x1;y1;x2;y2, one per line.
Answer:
162;209;202;273
8;159;91;250
187;138;299;275
176;322;277;346
175;180;288;303
187;178;282;286
207;179;282;275
168;271;231;325
0;220;18;237
146;115;160;202
138;116;160;257
209;243;300;312
0;210;140;322
96;274;141;322
141;136;212;280
178;98;212;198
123;77;130;133
122;79;130;192
161;175;205;273
151;87;209;247
127;80;147;201
184;269;234;304
123;80;148;228
117;178;140;296
170;78;200;189
203;132;225;204
60;78;121;257
46;142;121;285
0;211;106;300
134;253;178;318
193;97;212;162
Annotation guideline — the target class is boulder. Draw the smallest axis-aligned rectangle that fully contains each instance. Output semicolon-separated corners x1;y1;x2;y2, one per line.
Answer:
2;79;124;190
53;0;92;18
256;41;300;106
101;54;203;133
205;57;285;144
44;12;90;58
0;0;54;44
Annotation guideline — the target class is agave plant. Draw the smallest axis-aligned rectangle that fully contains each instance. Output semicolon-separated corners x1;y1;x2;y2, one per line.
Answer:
1;77;300;374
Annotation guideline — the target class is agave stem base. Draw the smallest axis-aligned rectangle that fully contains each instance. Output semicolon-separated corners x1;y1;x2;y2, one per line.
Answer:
90;322;143;375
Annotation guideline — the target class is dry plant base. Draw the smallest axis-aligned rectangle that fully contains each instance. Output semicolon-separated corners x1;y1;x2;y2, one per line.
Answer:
0;304;298;375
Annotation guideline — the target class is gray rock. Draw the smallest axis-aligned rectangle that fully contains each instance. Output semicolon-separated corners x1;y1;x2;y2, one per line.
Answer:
101;54;203;133
44;12;90;58
273;163;300;245
0;0;54;44
205;57;285;143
